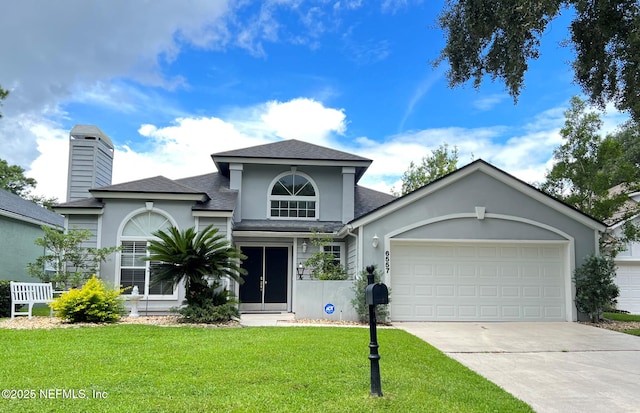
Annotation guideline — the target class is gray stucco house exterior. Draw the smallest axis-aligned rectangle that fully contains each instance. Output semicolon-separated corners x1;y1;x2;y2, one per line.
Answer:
55;125;606;322
0;189;64;282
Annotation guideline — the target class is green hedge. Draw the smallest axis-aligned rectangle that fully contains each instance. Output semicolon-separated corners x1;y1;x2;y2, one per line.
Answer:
0;280;12;318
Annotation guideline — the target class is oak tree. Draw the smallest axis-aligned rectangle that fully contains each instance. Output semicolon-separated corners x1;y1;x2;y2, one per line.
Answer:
436;1;640;121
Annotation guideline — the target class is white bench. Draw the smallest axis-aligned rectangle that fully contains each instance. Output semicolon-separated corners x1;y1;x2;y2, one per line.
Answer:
9;281;54;319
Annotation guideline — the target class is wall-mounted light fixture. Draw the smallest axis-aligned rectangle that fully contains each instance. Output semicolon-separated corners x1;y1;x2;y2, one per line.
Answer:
372;234;379;248
296;263;305;280
302;240;308;253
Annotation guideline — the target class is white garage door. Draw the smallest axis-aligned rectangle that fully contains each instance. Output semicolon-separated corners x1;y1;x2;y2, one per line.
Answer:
390;241;568;321
615;263;640;314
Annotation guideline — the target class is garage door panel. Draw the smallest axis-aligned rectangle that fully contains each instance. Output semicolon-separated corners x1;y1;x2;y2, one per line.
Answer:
390;242;567;321
615;263;640;313
459;306;477;317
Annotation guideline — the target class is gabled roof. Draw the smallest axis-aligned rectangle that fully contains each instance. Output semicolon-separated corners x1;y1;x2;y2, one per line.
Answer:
0;189;64;227
88;176;209;202
354;185;396;219
175;173;237;212
55;176;210;208
350;159;606;232
212;139;372;182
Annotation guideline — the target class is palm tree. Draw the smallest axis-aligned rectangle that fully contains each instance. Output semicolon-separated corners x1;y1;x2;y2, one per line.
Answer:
145;225;246;307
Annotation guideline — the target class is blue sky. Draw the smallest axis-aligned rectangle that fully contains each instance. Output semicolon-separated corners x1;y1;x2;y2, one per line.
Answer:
0;1;628;201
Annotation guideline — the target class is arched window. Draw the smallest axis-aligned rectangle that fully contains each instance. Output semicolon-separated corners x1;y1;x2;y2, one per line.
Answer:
119;210;175;296
269;171;318;219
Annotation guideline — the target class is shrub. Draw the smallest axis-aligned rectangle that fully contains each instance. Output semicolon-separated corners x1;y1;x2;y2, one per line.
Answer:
303;233;348;280
176;301;240;324
169;281;239;324
0;280;12;318
574;254;619;322
174;286;239;323
50;275;125;323
350;266;390;323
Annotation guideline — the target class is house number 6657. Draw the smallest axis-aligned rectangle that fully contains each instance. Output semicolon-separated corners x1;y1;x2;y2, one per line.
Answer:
385;250;390;273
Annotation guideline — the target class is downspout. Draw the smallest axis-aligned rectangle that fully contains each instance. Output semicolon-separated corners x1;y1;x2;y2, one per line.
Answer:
342;225;360;277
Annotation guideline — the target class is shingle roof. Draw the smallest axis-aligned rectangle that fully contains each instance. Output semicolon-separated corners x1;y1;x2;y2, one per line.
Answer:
175;173;237;211
54;197;104;209
212;139;372;182
90;176;206;195
213;139;371;162
0;189;64;227
232;219;344;233
354;185;397;219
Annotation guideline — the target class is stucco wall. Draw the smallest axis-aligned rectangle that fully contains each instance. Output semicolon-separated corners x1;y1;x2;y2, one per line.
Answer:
294;280;358;321
359;170;599;275
240;164;344;222
0;216;47;281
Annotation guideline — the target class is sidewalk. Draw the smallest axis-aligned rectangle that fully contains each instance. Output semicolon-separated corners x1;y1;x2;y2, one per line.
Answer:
239;312;295;326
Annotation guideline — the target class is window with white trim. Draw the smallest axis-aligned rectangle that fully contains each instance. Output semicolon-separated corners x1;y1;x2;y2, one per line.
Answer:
269;171;318;219
119;211;175;296
323;243;345;267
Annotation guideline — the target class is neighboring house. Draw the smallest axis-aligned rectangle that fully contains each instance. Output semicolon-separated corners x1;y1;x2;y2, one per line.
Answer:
55;125;606;322
609;190;640;314
0;189;64;281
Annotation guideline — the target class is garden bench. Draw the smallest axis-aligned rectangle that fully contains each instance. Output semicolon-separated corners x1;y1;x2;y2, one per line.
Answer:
9;281;54;319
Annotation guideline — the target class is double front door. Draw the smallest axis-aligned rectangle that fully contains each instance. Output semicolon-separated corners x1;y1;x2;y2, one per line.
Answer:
239;246;289;311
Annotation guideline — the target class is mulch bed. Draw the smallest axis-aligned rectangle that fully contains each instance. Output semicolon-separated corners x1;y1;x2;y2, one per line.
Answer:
0;316;239;330
2;316;638;332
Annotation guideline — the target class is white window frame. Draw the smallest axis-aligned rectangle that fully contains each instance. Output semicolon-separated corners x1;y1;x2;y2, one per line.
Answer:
115;209;178;300
323;242;345;267
267;170;319;220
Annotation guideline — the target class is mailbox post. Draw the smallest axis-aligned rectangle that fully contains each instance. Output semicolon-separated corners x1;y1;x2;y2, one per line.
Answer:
365;265;389;397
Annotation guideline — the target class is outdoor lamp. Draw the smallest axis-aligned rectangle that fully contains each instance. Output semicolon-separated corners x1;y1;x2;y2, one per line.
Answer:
302;240;308;253
297;263;305;280
372;234;379;248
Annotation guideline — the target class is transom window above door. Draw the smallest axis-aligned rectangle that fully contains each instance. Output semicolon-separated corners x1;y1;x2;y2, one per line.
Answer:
269;171;318;219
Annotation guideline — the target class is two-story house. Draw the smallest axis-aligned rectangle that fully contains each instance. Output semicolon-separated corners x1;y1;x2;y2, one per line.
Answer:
55;125;606;322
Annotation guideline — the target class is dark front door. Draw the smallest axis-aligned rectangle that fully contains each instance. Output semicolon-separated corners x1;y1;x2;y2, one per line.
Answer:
239;246;289;311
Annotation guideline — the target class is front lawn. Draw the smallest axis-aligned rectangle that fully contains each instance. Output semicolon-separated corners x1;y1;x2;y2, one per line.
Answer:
0;325;532;413
602;312;640;336
603;312;640;322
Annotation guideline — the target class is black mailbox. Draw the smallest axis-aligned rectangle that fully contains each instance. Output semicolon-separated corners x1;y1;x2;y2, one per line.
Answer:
365;283;389;305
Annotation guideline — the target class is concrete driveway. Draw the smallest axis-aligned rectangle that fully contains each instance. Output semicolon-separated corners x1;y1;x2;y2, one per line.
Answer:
393;322;640;413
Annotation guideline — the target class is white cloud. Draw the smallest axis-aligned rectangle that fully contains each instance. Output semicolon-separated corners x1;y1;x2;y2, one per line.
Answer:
473;94;508;111
26;98;347;201
26;95;631;204
0;0;357;171
260;98;346;142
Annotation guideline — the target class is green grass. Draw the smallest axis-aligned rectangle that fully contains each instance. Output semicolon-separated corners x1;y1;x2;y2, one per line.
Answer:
0;325;533;413
603;312;640;336
603;312;640;322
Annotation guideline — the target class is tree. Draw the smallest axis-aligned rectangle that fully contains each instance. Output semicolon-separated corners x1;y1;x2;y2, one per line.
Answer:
0;158;58;208
436;1;640;121
540;96;640;255
0;84;7;118
574;254;619;322
145;225;246;323
303;232;348;280
0;159;37;198
613;120;640;176
393;143;458;196
27;226;120;289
